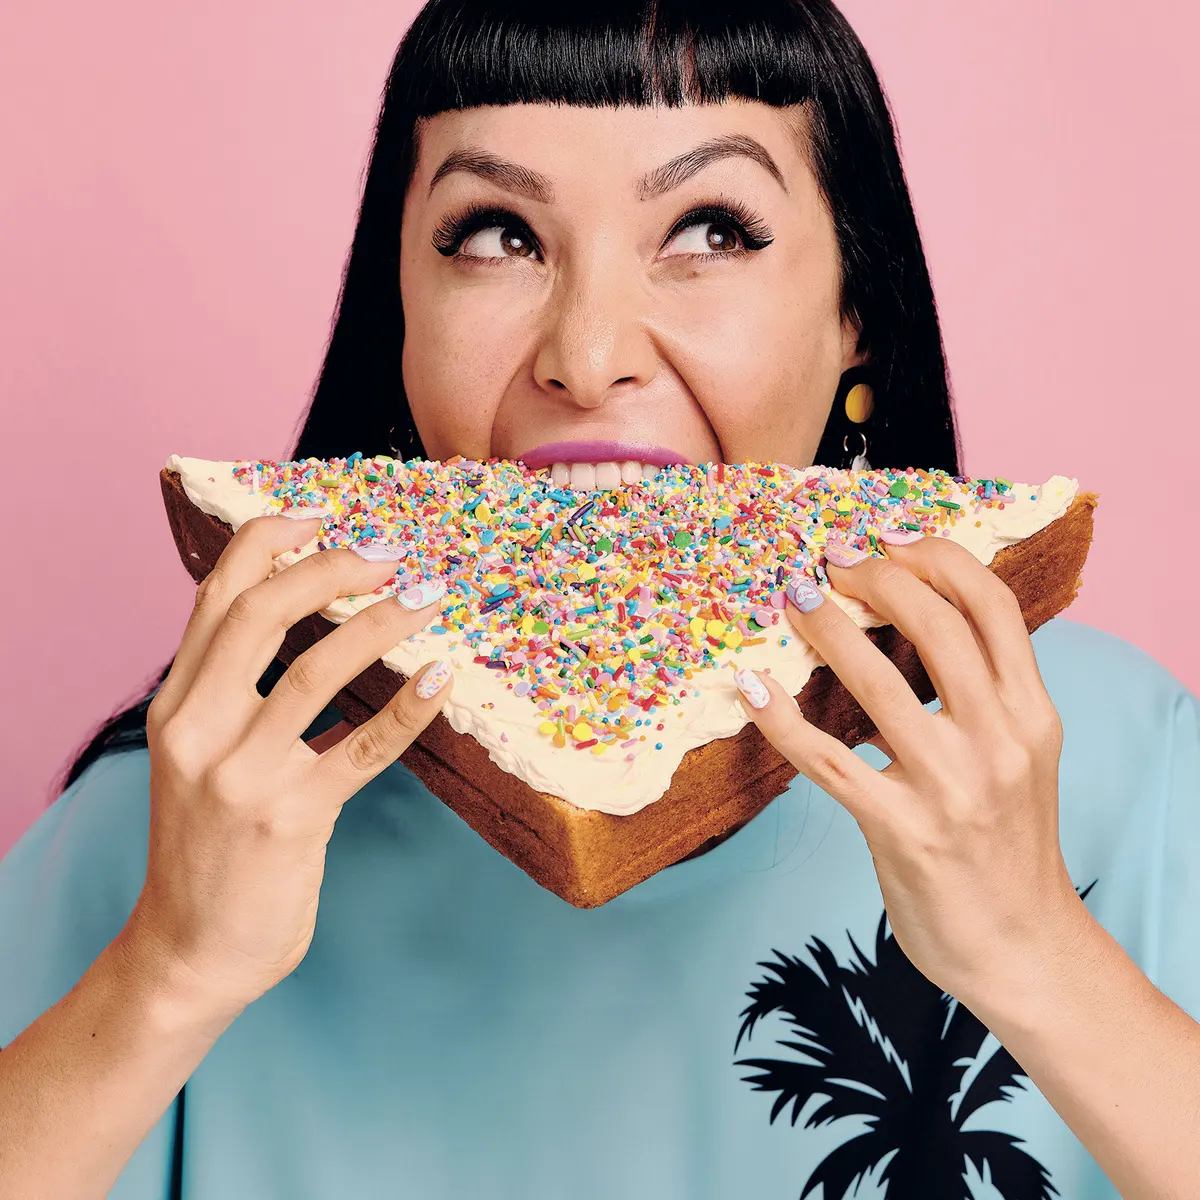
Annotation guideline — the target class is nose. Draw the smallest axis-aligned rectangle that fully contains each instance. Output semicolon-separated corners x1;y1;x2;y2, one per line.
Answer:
532;267;659;410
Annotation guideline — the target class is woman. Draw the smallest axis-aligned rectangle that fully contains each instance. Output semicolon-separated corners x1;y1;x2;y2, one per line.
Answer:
2;1;1197;1197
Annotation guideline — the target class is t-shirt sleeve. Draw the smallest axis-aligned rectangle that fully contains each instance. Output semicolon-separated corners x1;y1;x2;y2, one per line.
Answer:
0;749;180;1198
1151;682;1200;1015
1033;619;1200;1020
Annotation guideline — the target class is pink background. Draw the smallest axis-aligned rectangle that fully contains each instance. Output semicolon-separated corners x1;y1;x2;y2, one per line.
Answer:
1;1;1197;858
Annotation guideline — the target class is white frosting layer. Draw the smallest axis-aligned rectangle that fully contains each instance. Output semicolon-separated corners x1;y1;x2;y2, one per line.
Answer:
165;455;1078;815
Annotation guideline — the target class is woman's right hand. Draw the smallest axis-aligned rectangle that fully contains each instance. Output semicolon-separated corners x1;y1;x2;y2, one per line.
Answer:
123;511;453;1019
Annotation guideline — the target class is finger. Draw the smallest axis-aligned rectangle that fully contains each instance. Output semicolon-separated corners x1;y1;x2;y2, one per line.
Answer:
732;666;891;823
154;509;330;723
182;545;415;738
309;658;455;805
245;581;448;757
779;572;938;767
821;537;1005;730
866;731;896;759
875;533;1051;715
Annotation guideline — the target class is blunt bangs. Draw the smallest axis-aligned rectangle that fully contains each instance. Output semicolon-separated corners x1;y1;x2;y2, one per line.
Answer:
393;0;829;117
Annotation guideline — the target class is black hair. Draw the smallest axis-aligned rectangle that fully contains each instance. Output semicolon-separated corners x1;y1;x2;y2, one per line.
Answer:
55;0;960;798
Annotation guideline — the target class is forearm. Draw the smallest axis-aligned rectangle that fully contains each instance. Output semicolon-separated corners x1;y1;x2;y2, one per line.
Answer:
968;903;1200;1200
0;927;241;1199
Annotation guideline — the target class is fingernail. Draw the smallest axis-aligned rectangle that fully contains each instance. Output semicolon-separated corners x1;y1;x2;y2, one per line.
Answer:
351;542;405;562
416;659;452;699
394;579;447;609
879;527;925;546
824;539;870;568
785;572;825;612
734;667;771;710
280;506;332;520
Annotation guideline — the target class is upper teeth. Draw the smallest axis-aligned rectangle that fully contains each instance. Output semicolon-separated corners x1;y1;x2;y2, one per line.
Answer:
549;461;660;491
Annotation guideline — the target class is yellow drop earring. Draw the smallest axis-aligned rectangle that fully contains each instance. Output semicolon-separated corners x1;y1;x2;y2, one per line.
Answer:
844;380;874;424
838;368;875;471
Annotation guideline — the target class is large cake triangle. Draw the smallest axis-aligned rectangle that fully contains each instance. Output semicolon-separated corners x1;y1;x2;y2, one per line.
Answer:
162;454;1096;905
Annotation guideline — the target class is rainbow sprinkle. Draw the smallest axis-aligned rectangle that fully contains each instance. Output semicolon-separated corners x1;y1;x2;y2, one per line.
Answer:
235;453;1021;758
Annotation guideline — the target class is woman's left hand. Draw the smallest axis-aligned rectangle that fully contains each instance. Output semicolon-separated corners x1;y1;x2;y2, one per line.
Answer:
734;535;1095;1010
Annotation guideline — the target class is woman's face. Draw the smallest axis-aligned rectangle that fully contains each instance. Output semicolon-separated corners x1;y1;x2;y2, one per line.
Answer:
399;99;863;487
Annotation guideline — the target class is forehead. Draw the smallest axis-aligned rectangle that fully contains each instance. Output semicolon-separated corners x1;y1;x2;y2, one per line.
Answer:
409;100;815;202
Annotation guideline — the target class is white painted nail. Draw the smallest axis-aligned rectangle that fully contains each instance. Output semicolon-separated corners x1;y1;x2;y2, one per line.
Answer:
394;579;447;609
734;667;771;710
879;527;925;546
351;542;404;562
280;506;332;520
824;539;870;568
415;658;452;699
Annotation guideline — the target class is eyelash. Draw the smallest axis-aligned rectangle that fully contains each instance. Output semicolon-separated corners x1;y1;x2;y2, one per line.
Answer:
430;198;774;263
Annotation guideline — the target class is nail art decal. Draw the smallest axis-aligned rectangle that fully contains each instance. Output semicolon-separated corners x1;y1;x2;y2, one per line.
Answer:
734;667;771;710
824;540;870;568
395;579;448;610
351;541;405;562
878;527;925;546
416;658;452;699
785;573;825;612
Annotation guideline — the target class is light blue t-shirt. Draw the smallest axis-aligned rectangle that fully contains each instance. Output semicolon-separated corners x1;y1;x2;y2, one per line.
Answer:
2;618;1198;1200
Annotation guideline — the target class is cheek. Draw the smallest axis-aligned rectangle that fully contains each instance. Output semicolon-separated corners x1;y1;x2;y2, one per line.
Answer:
665;263;845;458
401;273;528;457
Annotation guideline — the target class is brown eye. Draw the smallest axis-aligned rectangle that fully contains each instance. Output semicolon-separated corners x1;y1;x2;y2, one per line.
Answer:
703;223;741;252
432;203;544;260
661;203;774;259
460;225;540;260
663;219;745;257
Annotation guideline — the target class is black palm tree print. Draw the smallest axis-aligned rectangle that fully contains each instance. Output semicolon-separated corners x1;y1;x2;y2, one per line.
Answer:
735;884;1095;1200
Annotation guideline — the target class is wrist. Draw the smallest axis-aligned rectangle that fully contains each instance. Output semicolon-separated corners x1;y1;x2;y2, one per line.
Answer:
107;916;248;1039
952;887;1105;1034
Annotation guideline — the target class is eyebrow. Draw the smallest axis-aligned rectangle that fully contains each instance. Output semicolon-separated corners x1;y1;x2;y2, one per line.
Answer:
427;134;788;203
